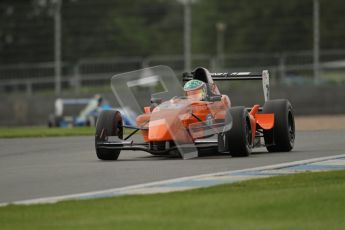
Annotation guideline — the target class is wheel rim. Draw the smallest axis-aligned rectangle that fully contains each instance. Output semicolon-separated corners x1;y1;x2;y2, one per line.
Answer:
113;112;123;139
246;116;252;147
118;121;123;139
288;111;295;146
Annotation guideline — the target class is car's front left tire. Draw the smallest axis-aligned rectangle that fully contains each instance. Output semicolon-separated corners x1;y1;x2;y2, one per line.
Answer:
263;99;295;152
226;106;252;157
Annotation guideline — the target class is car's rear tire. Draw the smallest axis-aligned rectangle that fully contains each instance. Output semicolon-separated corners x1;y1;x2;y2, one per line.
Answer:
226;106;252;157
95;110;123;160
263;99;295;152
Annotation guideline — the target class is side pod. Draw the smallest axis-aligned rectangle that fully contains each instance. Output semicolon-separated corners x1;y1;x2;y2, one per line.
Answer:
256;114;274;130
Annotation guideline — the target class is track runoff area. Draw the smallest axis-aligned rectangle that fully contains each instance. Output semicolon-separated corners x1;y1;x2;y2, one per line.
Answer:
0;115;344;206
0;141;344;206
2;154;344;206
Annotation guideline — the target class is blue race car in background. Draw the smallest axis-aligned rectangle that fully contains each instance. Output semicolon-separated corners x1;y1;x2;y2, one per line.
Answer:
48;94;136;128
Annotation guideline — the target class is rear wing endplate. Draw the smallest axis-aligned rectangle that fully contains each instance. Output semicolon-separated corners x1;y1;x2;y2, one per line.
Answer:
183;70;270;102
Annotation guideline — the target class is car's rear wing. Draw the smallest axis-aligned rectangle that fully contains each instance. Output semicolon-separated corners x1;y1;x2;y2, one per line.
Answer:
182;70;270;102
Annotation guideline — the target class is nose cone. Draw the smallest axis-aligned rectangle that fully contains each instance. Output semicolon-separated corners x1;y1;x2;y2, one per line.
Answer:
148;100;192;142
148;118;172;141
148;108;177;141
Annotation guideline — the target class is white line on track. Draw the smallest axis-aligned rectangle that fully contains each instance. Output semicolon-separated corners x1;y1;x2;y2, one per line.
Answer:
1;154;344;207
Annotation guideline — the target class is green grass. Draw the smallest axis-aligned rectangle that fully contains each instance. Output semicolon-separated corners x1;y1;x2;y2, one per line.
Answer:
1;170;344;230
0;127;134;138
0;127;95;138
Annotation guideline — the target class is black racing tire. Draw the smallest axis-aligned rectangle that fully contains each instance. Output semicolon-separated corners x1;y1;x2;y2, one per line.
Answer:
95;110;123;160
263;99;295;152
226;106;252;157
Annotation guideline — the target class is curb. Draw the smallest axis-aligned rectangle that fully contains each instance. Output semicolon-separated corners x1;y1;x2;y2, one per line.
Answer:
1;154;345;207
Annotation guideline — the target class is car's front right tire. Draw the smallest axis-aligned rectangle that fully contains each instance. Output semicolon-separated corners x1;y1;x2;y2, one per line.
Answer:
95;110;123;160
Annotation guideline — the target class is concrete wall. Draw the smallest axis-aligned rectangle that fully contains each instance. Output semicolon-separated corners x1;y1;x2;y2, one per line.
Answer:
0;85;344;126
229;85;345;115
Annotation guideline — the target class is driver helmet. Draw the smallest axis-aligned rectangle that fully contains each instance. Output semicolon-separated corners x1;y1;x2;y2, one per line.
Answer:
183;79;207;100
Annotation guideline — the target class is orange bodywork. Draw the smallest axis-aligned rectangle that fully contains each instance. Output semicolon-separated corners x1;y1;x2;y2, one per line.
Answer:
249;104;275;141
137;97;274;143
256;114;274;130
136;95;230;142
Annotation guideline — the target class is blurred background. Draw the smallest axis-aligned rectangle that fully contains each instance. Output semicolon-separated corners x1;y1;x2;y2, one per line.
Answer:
0;0;344;126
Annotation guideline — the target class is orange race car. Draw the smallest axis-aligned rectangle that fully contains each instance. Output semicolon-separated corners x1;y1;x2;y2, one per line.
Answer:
95;66;295;160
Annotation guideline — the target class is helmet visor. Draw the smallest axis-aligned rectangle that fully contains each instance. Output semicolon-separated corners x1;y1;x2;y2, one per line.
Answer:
186;88;204;100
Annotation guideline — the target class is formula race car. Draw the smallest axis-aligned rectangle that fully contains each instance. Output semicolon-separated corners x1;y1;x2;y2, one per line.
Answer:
95;66;295;160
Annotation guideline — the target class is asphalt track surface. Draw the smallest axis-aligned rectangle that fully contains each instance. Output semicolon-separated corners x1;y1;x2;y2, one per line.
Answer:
0;130;344;203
